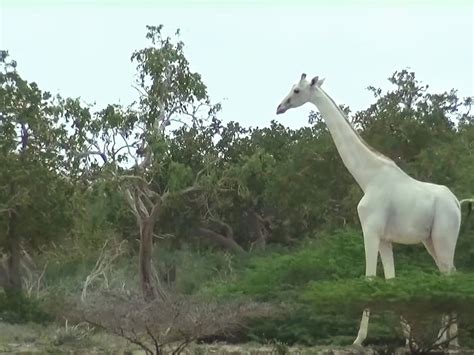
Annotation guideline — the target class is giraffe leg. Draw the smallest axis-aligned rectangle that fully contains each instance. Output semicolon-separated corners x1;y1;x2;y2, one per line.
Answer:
361;226;381;278
423;239;440;270
353;197;388;346
435;314;450;346
353;308;370;346
424;239;455;348
448;312;459;348
379;240;394;279
434;313;460;348
379;241;415;348
400;316;418;349
430;209;460;349
379;241;415;347
352;216;382;345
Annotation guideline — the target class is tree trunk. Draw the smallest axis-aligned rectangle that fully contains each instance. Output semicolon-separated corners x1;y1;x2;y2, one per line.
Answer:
0;259;7;290
139;218;157;301
250;211;271;251
5;213;22;293
2;126;29;294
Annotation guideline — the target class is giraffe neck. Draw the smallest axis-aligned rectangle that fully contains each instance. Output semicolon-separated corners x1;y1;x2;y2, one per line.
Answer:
310;88;400;191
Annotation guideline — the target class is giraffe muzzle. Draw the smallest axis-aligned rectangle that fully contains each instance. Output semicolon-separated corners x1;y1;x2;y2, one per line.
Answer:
276;104;288;114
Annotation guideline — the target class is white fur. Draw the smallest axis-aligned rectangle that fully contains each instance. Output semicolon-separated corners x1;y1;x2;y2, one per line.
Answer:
277;74;471;346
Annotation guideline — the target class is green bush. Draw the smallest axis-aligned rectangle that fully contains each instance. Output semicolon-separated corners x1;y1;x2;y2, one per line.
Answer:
303;271;474;314
245;306;402;346
0;291;53;324
203;228;474;346
155;245;237;294
203;229;365;299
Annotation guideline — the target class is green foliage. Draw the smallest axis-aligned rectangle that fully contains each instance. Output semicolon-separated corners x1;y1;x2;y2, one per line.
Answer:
154;246;235;294
246;307;401;346
204;229;364;299
203;228;474;345
167;162;194;192
303;272;474;315
0;291;53;324
72;182;135;248
41;253;100;294
0;51;78;250
132;25;211;119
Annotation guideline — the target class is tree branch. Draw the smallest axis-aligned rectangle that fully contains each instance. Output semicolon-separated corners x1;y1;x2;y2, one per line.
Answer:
208;217;234;239
195;227;244;253
85;319;154;355
149;200;163;224
75;150;108;164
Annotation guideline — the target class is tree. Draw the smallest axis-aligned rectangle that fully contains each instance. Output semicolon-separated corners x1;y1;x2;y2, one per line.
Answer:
0;50;90;293
77;25;220;300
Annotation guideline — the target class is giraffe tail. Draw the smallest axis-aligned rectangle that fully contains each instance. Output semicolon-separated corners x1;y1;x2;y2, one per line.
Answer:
459;198;474;217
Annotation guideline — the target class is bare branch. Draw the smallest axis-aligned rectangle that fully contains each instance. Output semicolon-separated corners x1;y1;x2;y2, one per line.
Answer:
139;150;153;171
85;318;154;355
179;185;202;197
81;238;127;302
131;84;148;99
75;150;108;164
118;131;140;165
136;193;150;219
195;227;244;253
149;200;163;224
114;142;139;156
208;217;234;239
124;188;141;221
0;208;12;215
145;323;161;355
120;175;153;189
168;117;190;127
140;190;156;210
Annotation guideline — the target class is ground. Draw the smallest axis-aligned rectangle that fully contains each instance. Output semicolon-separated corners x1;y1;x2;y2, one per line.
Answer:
2;322;474;354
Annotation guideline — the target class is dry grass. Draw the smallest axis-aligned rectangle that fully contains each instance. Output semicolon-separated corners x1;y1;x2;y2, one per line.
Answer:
0;320;134;353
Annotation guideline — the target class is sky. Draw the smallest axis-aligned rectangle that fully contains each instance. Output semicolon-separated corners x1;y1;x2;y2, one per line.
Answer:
1;1;473;130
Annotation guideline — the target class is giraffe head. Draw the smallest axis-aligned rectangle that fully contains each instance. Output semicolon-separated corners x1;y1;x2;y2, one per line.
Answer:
276;73;325;114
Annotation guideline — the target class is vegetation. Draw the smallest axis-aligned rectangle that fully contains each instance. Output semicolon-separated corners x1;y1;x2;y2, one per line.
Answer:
1;24;473;353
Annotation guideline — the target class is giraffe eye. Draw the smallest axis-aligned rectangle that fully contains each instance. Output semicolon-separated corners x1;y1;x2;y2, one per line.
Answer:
294;89;300;94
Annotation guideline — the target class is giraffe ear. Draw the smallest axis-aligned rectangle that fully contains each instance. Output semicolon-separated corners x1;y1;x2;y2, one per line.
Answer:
310;76;325;87
300;73;307;81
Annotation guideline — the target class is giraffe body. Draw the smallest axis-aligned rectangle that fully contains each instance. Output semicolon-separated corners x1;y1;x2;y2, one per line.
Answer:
276;73;471;346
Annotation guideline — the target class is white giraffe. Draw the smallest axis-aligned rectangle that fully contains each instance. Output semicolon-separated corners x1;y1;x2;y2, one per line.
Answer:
276;73;473;347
